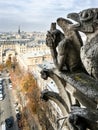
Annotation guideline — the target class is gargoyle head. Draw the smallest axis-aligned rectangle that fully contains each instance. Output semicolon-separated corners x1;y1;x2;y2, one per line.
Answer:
67;8;98;33
46;29;64;48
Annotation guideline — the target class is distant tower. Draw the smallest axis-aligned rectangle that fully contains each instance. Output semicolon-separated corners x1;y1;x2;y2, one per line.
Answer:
18;26;21;35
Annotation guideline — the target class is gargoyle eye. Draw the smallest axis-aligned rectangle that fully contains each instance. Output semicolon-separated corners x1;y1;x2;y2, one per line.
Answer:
80;10;93;21
82;11;89;18
85;13;89;18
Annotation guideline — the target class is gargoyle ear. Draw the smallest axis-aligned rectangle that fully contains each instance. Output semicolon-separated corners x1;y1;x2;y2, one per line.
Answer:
46;31;51;37
47;31;51;34
46;30;56;40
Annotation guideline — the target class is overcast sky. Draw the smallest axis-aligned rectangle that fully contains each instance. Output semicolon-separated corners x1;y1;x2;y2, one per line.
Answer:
0;0;98;32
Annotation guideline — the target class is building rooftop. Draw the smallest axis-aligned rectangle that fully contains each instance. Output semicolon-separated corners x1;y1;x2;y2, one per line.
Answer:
38;60;54;69
21;51;48;58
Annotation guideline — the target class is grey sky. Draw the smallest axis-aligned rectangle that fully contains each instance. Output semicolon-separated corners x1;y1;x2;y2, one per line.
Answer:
0;0;98;32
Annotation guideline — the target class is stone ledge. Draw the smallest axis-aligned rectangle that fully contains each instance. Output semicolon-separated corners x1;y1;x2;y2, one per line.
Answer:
53;69;98;108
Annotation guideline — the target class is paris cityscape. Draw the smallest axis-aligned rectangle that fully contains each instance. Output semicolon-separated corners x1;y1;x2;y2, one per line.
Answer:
0;0;98;130
0;27;57;130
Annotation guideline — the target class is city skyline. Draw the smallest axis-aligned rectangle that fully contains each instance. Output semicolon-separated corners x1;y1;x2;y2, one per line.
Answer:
0;0;98;32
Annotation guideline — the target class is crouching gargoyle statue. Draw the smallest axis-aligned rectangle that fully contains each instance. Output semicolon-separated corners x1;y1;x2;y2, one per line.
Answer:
46;18;83;72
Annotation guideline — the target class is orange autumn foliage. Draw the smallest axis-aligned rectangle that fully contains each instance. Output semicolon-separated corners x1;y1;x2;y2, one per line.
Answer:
5;59;12;68
20;72;37;92
9;65;49;129
0;64;4;71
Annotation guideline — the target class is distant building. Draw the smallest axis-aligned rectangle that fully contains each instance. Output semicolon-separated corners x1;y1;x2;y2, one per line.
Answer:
0;31;48;64
18;26;21;35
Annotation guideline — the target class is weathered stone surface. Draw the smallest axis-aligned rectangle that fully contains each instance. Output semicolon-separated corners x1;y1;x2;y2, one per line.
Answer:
40;89;69;115
54;69;98;109
67;8;98;79
40;68;72;111
68;106;98;130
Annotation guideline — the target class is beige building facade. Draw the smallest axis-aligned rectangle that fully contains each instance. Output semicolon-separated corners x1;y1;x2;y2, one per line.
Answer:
0;40;52;67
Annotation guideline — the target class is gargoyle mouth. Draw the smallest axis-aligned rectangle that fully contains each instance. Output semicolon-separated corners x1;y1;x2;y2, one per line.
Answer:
67;13;81;30
70;23;81;29
67;12;94;33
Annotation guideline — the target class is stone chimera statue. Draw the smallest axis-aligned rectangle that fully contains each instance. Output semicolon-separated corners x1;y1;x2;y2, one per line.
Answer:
68;8;98;79
46;18;83;72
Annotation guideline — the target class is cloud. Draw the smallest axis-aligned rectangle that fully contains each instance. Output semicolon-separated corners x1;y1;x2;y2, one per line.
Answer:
0;0;98;31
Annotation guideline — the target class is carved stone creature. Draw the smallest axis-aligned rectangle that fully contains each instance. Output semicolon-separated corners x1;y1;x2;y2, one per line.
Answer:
46;23;65;70
67;105;98;130
46;18;83;72
67;8;98;79
40;89;69;114
57;18;83;72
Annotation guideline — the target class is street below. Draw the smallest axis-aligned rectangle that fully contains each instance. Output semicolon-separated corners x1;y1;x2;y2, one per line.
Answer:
0;70;19;130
